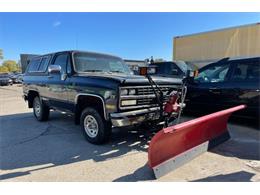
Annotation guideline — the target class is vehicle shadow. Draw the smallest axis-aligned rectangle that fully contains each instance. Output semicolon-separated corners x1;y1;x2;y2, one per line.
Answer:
113;163;155;182
183;112;260;161
191;171;255;182
1;111;259;181
0;111;159;181
210;138;260;161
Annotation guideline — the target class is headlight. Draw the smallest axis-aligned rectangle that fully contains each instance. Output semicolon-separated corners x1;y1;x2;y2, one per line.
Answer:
121;100;137;106
121;89;128;95
128;89;136;95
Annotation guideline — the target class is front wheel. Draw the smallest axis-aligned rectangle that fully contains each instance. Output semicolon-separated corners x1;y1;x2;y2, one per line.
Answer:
80;107;111;144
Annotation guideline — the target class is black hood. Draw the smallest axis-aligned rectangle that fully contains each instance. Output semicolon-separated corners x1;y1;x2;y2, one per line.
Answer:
76;72;182;85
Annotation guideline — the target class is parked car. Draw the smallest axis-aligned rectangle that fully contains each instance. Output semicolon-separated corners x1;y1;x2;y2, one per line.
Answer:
9;73;23;83
16;74;24;83
185;56;260;118
0;73;13;86
22;50;182;144
150;61;198;78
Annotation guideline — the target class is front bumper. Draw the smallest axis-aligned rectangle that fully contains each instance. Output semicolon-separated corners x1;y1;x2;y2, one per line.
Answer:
110;107;161;127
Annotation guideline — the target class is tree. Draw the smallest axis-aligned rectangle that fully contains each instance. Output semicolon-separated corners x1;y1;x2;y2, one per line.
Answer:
0;66;9;73
0;49;3;60
2;60;18;72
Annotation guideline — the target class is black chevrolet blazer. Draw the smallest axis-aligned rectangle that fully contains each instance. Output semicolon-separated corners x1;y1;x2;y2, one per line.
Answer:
23;50;182;144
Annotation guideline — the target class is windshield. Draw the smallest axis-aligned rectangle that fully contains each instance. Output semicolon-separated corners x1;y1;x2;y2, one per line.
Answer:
73;52;132;75
175;61;197;73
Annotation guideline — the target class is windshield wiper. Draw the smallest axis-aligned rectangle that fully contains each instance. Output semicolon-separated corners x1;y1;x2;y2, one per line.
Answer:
109;70;125;73
83;70;103;72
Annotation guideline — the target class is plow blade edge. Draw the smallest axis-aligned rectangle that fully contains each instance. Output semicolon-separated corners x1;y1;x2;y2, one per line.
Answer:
148;105;246;178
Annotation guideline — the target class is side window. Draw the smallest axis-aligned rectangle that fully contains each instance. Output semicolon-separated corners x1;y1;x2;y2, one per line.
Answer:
171;63;182;76
28;58;41;72
230;60;260;82
38;55;51;72
53;53;68;73
195;64;230;83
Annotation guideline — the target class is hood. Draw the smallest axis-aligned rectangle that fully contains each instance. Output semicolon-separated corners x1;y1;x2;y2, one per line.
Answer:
76;72;182;86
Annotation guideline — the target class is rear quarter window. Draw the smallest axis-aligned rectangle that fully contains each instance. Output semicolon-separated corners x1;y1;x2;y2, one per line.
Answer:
28;58;41;72
38;55;51;72
230;59;260;82
27;55;51;73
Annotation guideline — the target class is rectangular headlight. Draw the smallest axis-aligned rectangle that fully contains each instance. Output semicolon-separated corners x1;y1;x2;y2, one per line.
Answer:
121;89;128;95
121;100;137;106
128;89;136;95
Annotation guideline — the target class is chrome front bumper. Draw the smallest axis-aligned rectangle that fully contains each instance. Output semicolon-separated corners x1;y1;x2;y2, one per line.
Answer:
110;107;161;127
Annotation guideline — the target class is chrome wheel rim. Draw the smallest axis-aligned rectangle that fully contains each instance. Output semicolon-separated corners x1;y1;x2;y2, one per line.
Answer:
34;98;41;117
84;115;99;138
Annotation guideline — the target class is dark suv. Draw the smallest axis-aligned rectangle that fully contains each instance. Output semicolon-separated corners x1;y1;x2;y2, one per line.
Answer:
23;50;182;144
185;56;260;118
150;61;197;78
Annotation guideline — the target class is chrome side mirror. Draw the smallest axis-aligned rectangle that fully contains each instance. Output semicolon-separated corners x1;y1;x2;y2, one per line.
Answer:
48;65;61;74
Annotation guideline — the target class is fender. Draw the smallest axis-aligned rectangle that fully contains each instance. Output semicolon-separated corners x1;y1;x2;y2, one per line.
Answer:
74;93;107;120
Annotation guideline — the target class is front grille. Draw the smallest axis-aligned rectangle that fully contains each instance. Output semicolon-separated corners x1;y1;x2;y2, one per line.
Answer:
137;86;171;96
137;86;176;106
137;98;156;105
119;85;179;109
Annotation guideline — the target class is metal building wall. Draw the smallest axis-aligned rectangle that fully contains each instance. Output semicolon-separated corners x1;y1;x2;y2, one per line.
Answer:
173;23;260;67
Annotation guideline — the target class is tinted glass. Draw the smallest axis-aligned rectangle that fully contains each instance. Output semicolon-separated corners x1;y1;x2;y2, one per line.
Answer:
155;63;182;76
74;52;131;75
230;60;260;82
38;55;51;72
66;55;72;74
28;58;41;72
195;64;230;83
53;54;68;73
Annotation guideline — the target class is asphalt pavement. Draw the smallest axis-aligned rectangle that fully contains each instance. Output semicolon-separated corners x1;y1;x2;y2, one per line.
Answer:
0;85;259;181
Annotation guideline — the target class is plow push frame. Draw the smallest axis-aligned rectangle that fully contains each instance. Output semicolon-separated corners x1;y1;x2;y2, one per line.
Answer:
138;66;246;178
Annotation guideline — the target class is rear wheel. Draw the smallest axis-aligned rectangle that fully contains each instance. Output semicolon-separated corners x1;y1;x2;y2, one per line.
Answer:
80;107;111;144
33;96;50;121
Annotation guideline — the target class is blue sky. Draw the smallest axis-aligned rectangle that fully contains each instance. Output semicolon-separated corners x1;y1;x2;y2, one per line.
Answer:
0;13;259;62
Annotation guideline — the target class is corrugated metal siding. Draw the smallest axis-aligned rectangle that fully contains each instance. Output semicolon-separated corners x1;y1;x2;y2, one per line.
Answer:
173;23;260;67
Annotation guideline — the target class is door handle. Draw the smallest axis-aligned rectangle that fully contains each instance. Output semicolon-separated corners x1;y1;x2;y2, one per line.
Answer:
48;75;53;79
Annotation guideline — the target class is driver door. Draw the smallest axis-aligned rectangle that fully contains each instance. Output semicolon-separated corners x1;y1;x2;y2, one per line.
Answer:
47;52;70;110
187;62;232;112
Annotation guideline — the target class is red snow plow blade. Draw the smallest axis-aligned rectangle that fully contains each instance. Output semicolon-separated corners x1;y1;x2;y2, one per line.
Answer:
148;105;246;178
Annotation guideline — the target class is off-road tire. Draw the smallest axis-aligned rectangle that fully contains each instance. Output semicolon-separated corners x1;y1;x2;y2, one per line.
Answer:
33;96;50;121
80;107;112;144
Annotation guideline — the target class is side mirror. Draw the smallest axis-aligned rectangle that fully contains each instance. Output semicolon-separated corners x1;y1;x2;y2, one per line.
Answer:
48;65;61;74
